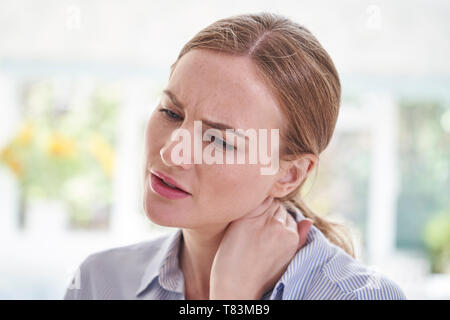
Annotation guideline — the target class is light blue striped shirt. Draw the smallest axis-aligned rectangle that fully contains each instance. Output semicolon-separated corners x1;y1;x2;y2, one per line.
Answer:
64;206;407;300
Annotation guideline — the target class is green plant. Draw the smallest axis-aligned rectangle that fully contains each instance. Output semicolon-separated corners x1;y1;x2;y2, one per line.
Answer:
423;212;450;273
0;81;118;229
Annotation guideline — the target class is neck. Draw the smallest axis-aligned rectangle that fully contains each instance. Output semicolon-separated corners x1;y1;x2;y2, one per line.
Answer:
179;224;227;299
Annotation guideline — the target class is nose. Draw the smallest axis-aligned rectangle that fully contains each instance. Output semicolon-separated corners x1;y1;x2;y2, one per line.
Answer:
160;129;194;170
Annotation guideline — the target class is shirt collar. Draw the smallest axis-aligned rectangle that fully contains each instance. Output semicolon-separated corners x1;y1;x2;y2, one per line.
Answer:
136;228;184;297
136;201;314;298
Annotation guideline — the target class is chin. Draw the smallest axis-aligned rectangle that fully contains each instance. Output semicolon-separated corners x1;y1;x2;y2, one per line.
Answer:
145;212;178;228
143;193;191;228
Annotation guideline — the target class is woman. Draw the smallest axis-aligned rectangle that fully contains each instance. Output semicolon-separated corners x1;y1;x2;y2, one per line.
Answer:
64;12;406;300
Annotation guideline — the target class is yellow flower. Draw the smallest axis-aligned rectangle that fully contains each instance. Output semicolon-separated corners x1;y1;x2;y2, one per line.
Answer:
87;133;115;177
0;143;13;162
0;144;24;177
14;121;35;146
47;132;77;158
7;158;24;176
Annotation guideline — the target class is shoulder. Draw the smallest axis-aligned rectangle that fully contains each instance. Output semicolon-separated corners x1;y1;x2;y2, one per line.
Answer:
63;232;174;299
317;250;407;300
82;233;170;269
281;225;406;300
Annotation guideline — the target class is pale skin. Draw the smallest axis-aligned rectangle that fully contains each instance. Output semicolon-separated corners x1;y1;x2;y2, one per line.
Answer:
143;49;317;299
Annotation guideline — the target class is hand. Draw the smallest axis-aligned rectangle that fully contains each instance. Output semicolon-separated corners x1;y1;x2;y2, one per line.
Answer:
209;196;312;300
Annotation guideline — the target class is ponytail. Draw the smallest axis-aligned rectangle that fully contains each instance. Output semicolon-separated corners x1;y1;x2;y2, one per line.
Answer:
286;197;355;257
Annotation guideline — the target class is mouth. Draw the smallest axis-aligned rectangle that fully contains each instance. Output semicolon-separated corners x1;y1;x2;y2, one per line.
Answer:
149;171;191;200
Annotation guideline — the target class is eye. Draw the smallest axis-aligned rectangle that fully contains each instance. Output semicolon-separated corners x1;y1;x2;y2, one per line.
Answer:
210;135;236;151
158;107;183;121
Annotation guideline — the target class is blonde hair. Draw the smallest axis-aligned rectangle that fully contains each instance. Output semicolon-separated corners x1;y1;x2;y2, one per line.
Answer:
170;12;354;257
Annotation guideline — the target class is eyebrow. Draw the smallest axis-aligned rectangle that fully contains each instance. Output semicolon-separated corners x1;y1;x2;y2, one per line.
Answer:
162;89;248;140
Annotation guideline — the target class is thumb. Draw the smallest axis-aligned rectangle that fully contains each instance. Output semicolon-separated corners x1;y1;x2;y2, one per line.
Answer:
297;219;313;251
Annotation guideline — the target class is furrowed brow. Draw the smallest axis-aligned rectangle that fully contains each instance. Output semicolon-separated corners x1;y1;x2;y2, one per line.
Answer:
202;120;248;140
162;89;185;110
162;89;248;140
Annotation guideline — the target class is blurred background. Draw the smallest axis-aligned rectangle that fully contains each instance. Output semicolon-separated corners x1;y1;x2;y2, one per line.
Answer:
0;0;449;299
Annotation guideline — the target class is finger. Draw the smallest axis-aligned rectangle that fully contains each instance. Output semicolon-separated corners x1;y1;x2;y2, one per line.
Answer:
262;200;281;225
272;203;287;224
285;211;297;232
297;219;313;251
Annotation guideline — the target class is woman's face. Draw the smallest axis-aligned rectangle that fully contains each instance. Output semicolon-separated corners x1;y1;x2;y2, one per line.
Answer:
143;49;286;231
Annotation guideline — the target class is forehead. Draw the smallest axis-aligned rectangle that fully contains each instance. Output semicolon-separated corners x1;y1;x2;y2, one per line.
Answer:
166;49;284;131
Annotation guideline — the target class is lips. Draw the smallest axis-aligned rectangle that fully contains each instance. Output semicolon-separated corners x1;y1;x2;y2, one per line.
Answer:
150;169;191;195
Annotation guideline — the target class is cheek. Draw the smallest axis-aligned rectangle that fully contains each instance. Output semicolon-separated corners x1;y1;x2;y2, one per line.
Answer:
201;164;270;219
144;113;159;149
144;111;171;157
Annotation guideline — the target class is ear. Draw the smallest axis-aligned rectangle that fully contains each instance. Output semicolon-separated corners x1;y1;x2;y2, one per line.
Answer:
269;154;317;198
